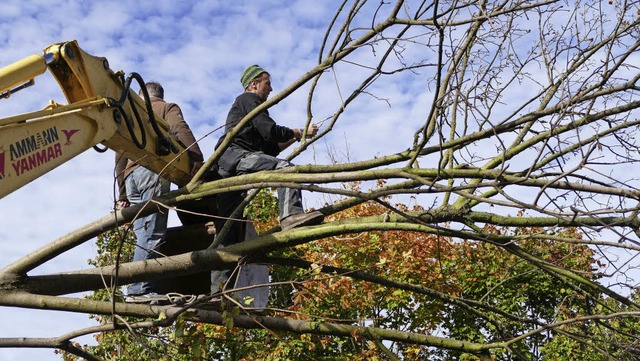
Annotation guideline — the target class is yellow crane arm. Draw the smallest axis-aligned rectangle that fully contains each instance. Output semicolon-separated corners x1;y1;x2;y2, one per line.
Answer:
0;41;193;199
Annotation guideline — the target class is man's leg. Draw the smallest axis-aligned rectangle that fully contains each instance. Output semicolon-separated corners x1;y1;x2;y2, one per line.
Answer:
236;152;304;221
125;167;170;296
214;190;245;246
210;171;248;294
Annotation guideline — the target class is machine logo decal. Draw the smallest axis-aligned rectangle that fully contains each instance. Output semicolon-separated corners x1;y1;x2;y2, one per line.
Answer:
61;129;80;145
9;126;65;176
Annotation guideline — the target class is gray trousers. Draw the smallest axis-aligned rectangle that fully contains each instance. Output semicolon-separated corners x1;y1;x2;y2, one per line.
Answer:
226;151;303;221
211;151;304;294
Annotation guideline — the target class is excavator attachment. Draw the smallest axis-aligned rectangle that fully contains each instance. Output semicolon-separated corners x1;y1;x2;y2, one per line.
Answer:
0;41;193;199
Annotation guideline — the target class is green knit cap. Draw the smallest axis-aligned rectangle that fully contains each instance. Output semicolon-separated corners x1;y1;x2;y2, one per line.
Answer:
241;65;267;89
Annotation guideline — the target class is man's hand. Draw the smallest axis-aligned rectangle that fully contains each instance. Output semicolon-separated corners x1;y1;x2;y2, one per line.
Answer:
293;124;320;143
306;123;319;138
191;161;203;177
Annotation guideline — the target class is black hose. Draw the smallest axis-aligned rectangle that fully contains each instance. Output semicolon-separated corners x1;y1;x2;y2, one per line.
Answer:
111;73;146;149
119;72;179;156
116;102;146;149
93;144;108;153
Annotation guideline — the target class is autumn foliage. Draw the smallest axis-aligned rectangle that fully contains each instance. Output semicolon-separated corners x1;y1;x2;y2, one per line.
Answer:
60;184;640;361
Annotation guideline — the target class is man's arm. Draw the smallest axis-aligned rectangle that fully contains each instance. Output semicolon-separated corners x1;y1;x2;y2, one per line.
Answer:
241;94;295;143
114;152;129;207
278;124;319;150
163;103;204;176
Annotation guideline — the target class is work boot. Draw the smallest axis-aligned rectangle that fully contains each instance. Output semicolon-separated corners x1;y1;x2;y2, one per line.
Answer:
280;211;324;231
125;292;169;305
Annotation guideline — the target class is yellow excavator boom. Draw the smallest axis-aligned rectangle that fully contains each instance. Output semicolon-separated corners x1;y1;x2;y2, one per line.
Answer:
0;41;193;199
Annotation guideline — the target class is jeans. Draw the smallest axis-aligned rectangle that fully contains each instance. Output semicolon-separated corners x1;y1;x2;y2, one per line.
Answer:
125;167;170;296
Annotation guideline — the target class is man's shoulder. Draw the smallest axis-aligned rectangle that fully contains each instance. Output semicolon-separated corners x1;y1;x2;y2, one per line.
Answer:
151;98;178;108
233;93;264;116
152;99;182;117
235;92;261;104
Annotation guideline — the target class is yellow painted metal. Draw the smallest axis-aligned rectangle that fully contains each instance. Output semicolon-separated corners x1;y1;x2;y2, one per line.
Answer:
0;98;107;127
0;54;47;94
0;105;117;199
0;41;193;198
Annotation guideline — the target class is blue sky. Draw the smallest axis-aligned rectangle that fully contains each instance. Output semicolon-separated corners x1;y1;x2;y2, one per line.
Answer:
0;1;426;360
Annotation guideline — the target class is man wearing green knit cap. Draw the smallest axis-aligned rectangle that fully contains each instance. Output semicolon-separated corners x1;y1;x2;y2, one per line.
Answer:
209;65;323;293
240;65;267;89
215;64;323;235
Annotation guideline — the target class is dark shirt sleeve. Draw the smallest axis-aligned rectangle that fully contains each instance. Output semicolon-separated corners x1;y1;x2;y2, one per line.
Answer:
240;93;294;144
263;141;281;157
250;110;293;143
224;93;295;154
